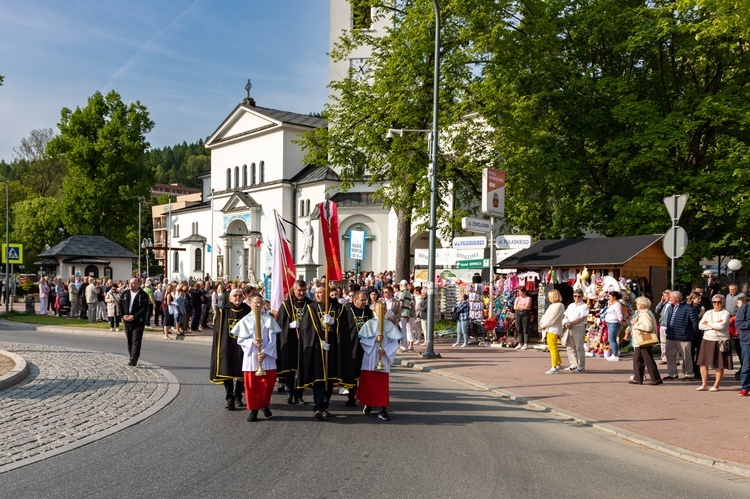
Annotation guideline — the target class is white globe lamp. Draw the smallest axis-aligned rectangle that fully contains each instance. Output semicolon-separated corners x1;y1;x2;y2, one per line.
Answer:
727;259;742;271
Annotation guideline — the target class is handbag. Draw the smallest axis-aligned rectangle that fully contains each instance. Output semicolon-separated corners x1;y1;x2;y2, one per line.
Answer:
718;339;729;353
560;329;570;347
634;329;658;347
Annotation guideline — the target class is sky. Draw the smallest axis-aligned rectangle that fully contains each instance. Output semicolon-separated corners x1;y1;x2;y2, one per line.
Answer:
0;0;330;162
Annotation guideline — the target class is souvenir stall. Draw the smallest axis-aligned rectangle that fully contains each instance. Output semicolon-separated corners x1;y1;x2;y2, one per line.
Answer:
495;235;670;350
492;270;542;347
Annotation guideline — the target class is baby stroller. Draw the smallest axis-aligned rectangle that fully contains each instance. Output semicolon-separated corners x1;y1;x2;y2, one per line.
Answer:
57;291;71;317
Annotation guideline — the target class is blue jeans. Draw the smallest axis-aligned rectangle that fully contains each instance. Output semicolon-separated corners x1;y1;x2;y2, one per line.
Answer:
741;342;750;390
456;319;468;345
607;322;621;357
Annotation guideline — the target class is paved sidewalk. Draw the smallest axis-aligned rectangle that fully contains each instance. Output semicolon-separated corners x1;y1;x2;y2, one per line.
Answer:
0;341;178;473
395;338;750;476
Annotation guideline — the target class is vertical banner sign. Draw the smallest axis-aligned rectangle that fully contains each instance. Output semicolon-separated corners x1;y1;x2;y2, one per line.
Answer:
319;199;343;281
349;230;365;261
481;168;506;217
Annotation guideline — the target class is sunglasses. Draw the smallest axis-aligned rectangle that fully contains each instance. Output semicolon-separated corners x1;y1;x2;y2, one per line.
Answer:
574;295;582;298
712;300;722;303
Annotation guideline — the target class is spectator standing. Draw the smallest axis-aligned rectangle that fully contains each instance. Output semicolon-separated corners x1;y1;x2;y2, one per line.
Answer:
452;294;470;347
562;290;589;372
105;283;122;332
696;294;732;391
664;291;700;381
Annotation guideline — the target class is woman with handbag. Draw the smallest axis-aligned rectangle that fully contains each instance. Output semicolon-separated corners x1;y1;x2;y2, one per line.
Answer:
696;294;732;391
625;297;662;385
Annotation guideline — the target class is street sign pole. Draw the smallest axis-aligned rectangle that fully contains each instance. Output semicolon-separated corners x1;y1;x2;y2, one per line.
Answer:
663;194;689;290
489;216;494;321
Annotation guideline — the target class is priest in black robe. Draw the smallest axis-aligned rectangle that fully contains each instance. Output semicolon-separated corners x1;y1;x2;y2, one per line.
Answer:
210;288;250;410
297;286;349;418
275;279;311;404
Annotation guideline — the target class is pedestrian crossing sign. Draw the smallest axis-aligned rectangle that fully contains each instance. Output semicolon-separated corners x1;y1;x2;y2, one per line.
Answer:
2;244;23;264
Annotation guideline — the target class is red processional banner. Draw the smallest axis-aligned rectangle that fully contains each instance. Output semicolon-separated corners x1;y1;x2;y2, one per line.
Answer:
319;199;343;281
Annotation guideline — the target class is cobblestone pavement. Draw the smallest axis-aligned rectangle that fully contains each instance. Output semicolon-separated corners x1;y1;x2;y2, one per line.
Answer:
0;342;178;472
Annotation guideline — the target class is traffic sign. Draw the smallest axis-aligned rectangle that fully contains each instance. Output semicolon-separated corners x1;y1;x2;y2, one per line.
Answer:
663;226;688;258
664;194;688;222
452;236;487;250
456;259;489;269
2;243;23;264
461;217;492;233
495;235;532;249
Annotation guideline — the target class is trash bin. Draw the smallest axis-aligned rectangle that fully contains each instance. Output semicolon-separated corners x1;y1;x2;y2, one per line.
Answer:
25;295;35;315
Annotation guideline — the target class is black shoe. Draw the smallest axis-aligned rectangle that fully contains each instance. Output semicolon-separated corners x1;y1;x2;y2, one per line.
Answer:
262;407;273;418
314;410;324;420
378;411;391;421
628;380;642;385
235;397;244;409
247;411;258;422
664;375;678;380
225;400;236;411
130;359;137;367
363;405;372;415
650;379;663;385
127;360;133;366
344;399;356;407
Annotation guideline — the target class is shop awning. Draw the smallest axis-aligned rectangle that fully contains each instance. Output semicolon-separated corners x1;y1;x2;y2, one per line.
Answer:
496;234;664;269
33;258;59;267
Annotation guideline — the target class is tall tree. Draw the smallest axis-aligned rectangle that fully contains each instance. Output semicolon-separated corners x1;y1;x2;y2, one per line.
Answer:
472;0;750;281
300;0;487;280
13;128;66;197
47;90;155;246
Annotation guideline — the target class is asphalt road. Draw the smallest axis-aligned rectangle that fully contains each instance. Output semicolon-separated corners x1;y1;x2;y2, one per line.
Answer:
1;328;749;499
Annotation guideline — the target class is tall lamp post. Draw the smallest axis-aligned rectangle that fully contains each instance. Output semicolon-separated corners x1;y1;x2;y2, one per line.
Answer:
385;0;441;358
141;238;152;280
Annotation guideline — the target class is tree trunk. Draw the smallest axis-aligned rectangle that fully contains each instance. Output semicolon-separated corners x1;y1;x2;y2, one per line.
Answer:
394;208;412;283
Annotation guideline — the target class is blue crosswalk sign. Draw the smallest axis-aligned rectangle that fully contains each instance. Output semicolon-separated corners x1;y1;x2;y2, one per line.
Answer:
2;244;23;264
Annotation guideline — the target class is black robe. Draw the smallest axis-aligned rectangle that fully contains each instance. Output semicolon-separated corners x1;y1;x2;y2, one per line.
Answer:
341;303;372;385
296;300;348;389
275;296;312;375
209;302;250;383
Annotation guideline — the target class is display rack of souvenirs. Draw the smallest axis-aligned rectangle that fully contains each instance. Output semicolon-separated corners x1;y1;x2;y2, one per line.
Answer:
441;283;458;319
467;274;485;321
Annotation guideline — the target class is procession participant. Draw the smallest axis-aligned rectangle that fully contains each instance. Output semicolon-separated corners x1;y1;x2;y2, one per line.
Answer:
119;278;151;367
209;288;250;410
298;285;347;419
234;292;281;421
358;300;404;421
341;290;373;406
275;280;311;404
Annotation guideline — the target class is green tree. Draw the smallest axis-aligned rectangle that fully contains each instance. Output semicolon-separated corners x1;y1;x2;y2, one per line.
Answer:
300;0;487;280
48;90;155;247
472;0;750;281
10;196;65;271
13;128;66;197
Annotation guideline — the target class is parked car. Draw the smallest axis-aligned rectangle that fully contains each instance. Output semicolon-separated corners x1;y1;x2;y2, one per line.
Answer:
17;273;39;284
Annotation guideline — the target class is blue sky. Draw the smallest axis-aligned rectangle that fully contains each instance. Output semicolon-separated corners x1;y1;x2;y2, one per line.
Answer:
0;0;330;162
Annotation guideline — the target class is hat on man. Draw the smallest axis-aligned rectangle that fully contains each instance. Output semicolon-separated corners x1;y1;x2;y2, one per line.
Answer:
399;279;408;285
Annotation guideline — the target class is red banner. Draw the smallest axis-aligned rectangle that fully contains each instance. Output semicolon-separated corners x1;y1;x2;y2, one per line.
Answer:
319;200;343;281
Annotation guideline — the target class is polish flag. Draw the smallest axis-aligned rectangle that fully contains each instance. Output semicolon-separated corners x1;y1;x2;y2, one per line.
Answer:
270;211;297;312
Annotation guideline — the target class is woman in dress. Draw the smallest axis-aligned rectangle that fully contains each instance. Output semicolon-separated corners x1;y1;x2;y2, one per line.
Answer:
696;294;732;391
163;283;176;339
538;289;565;374
625;296;662;385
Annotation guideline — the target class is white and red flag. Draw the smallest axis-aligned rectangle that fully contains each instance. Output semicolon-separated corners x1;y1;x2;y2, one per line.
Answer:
270;211;297;312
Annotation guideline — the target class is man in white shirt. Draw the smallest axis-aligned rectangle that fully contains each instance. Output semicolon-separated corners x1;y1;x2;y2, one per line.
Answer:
562;291;590;372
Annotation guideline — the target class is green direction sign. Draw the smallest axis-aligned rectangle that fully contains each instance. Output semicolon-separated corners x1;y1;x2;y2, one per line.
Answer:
456;259;489;269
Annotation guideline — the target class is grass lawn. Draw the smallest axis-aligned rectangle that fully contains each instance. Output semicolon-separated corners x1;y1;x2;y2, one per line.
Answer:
1;312;112;329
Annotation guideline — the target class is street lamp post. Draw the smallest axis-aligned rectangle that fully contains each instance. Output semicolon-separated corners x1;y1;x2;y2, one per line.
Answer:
141;238;152;280
386;1;441;358
138;199;142;278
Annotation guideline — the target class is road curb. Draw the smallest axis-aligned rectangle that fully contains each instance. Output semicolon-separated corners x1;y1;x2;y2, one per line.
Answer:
393;357;750;479
0;318;213;342
0;350;28;390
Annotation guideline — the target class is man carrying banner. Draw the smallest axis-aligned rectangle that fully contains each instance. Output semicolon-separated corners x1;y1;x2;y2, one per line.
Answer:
358;300;404;421
298;285;348;419
209;288;249;410
275;279;310;404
